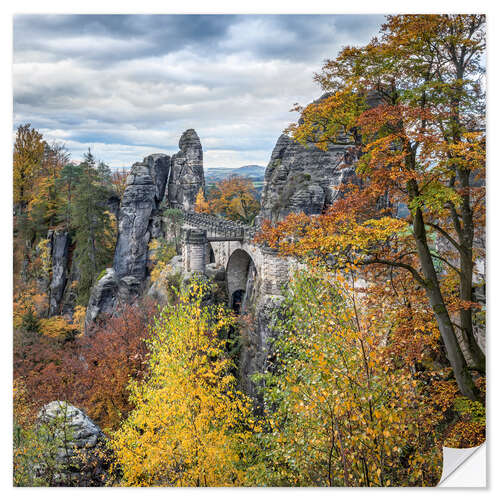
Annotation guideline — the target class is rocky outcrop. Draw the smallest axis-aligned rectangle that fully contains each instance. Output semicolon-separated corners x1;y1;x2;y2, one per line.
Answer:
36;401;107;486
85;130;205;330
239;294;285;400
113;161;161;280
85;155;171;330
167;129;205;211
84;269;119;332
48;230;70;316
257;133;358;224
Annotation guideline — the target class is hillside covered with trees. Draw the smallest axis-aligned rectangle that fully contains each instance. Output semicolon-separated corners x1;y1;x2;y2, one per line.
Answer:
13;14;485;487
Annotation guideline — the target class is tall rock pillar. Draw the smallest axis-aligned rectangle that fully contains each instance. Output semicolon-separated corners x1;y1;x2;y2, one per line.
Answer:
167;129;205;211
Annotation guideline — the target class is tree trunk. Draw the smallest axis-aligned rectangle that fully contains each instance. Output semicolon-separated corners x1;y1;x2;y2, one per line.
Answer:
456;167;486;372
411;197;480;400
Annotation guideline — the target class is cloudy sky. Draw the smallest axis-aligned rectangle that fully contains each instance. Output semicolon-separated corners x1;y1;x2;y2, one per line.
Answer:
13;14;383;169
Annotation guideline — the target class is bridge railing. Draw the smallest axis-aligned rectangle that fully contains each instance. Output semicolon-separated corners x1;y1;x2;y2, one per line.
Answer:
180;210;258;241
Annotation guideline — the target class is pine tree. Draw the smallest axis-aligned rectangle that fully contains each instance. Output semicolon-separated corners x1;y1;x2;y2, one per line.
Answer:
71;150;115;304
57;162;83;230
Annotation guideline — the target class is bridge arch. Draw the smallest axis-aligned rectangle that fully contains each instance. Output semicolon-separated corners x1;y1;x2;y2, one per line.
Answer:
226;248;257;314
206;242;216;264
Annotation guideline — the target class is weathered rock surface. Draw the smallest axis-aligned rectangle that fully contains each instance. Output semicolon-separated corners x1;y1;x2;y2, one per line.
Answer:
167;129;205;211
114;153;170;281
257;133;358;224
61;249;79;317
48;230;70;316
239;294;285;400
85;130;206;329
113;162;158;280
37;401;106;486
84;268;118;332
205;262;226;282
145;153;171;202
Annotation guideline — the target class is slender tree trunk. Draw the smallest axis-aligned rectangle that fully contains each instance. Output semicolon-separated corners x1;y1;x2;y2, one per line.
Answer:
411;200;480;401
456;168;485;372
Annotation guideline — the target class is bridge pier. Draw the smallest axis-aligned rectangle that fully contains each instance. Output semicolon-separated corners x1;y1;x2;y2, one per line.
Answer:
183;228;207;273
262;248;290;295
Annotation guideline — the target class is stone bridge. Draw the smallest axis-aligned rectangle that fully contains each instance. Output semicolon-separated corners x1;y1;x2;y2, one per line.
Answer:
179;210;290;310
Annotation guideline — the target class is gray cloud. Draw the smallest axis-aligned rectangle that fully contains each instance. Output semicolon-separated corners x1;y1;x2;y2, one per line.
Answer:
13;14;384;168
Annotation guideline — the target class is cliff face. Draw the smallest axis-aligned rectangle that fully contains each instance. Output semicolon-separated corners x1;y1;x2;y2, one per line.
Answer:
113;156;169;281
84;129;204;330
258;133;358;225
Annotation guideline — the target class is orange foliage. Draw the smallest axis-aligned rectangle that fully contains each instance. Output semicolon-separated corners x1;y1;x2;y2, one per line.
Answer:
13;300;156;431
207;175;259;223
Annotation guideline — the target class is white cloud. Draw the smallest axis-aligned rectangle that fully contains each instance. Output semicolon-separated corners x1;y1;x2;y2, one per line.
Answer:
13;15;382;170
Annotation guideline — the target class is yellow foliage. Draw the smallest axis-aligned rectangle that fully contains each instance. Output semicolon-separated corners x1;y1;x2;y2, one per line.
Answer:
248;268;443;487
109;280;254;486
39;316;75;338
72;305;87;334
194;187;210;214
150;261;168;285
36;238;52;275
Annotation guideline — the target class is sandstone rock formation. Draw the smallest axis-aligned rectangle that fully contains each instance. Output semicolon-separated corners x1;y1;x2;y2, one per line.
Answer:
113;157;168;281
85;129;205;330
258;133;358;225
84;268;119;332
47;230;70;316
37;401;106;486
167;129;205;210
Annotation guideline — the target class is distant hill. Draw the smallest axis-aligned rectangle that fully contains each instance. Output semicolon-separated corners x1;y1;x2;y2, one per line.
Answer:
205;165;265;182
205;165;266;199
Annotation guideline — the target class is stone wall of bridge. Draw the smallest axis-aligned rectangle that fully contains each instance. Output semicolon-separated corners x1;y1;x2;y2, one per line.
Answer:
180;211;290;297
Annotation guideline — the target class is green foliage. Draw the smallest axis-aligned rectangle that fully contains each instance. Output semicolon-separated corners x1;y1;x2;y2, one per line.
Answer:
453;397;486;426
21;307;40;334
56;162;83;229
13;407;75;486
246;268;442;487
71;150;116;304
162;208;184;250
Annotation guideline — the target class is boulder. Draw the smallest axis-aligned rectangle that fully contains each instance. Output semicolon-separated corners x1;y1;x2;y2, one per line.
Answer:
36;401;106;486
147;255;184;305
205;263;226;282
84;268;118;332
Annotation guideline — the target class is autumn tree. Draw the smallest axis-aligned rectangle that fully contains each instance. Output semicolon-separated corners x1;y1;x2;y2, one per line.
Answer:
111;168;128;198
25;143;70;239
110;280;254;486
14;300;155;432
247;268;443;486
194;187;210;214
13;123;45;210
57;162;83;230
79;302;156;430
208;175;260;224
261;15;485;400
